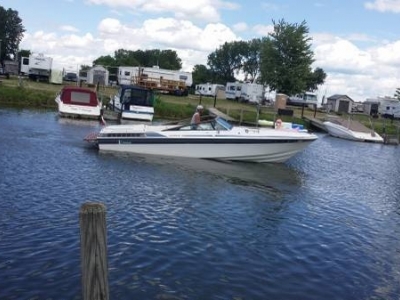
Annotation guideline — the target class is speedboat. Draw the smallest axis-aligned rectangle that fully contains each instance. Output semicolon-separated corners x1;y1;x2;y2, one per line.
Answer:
85;117;318;163
108;84;154;122
323;120;383;143
55;86;102;119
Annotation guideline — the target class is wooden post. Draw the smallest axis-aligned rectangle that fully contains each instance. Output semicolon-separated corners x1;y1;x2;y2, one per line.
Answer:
80;203;109;300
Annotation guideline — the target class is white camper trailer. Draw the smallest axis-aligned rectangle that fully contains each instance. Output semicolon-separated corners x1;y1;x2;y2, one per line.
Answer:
118;66;138;85
195;83;225;97
287;92;318;107
50;69;63;84
225;82;242;100
376;97;400;119
240;83;265;103
117;66;193;95
21;54;53;81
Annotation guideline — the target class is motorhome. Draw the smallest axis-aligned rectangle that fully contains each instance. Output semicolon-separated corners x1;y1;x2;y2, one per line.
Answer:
20;54;53;81
117;66;192;95
225;82;265;103
225;82;242;100
287;91;318;107
240;83;265;103
376;96;400;119
195;83;225;97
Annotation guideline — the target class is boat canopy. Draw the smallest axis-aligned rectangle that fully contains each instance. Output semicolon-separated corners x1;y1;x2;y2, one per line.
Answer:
119;85;154;107
60;86;99;107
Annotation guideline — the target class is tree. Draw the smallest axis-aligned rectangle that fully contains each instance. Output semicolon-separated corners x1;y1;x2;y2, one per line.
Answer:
260;19;325;95
192;64;213;85
242;38;262;83
394;88;400;100
95;48;182;70
307;67;327;92
207;41;247;84
0;6;25;63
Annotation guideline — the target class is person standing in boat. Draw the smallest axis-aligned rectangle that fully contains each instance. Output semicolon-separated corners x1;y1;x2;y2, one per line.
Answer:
191;105;203;129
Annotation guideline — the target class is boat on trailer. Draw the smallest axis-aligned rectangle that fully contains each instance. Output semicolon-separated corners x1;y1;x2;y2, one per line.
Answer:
85;116;318;163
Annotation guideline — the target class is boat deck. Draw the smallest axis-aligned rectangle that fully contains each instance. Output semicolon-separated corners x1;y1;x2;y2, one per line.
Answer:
325;116;373;133
304;115;375;134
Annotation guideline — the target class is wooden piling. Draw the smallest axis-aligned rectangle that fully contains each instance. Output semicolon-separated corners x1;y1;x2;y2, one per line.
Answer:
80;203;109;300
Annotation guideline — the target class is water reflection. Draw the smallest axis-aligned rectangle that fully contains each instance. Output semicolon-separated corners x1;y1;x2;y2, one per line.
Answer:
98;151;303;194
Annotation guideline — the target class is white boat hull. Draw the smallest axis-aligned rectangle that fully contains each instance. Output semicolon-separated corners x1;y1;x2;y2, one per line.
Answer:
120;105;154;122
95;121;318;163
323;121;383;143
55;95;101;119
99;140;314;163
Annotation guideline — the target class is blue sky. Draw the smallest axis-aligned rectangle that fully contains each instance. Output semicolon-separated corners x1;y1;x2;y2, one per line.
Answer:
2;0;400;102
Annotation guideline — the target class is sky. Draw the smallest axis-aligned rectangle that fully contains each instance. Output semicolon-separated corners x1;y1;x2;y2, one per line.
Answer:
2;0;400;102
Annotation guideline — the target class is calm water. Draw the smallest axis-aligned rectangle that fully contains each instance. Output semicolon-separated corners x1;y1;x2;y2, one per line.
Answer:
1;108;400;300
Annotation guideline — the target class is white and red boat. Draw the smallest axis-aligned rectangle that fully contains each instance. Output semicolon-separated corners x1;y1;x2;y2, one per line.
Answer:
55;86;102;119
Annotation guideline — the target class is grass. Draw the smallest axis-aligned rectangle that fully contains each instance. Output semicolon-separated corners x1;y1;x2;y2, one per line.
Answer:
1;76;399;136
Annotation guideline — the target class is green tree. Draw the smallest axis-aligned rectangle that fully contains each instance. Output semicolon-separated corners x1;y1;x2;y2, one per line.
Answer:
93;55;117;67
0;6;25;63
114;49;140;66
242;38;262;83
17;49;30;61
96;48;182;70
192;64;213;85
207;41;247;84
394;88;400;100
260;19;324;95
307;67;326;92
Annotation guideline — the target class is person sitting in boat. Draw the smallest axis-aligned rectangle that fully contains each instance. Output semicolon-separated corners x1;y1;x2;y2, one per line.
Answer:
191;105;204;129
275;118;283;129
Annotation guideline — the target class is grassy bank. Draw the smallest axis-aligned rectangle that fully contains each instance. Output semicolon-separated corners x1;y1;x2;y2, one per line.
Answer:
1;76;399;136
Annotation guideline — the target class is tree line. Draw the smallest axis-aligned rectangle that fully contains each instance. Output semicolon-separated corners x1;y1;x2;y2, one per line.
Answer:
5;5;398;99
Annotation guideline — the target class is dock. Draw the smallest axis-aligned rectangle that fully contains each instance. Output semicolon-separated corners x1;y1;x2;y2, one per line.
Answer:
207;107;237;122
303;116;327;132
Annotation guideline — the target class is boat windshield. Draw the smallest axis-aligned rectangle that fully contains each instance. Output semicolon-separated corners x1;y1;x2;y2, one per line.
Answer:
214;117;233;130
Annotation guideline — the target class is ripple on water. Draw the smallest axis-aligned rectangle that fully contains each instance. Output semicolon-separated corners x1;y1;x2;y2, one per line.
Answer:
1;110;400;299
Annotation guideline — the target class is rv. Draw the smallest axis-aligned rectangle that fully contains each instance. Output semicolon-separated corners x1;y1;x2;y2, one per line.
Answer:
117;66;192;95
376;97;400;119
50;69;63;84
225;82;242;100
225;82;265;103
287;92;318;107
20;54;53;81
240;83;265;103
195;83;225;97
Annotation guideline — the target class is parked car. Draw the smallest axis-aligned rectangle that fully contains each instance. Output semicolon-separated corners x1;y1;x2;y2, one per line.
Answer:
63;72;78;82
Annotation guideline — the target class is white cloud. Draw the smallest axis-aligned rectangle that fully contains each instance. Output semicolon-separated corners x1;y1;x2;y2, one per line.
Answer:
60;25;79;33
86;0;239;22
313;37;400;101
232;22;248;32
370;40;400;65
252;24;274;36
314;38;374;73
365;0;400;12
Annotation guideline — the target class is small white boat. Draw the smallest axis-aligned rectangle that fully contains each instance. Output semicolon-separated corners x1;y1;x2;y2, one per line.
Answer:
323;120;383;143
86;116;318;163
55;86;102;119
108;85;154;122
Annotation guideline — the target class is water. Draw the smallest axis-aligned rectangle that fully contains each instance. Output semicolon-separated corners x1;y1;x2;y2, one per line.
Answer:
1;108;400;300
